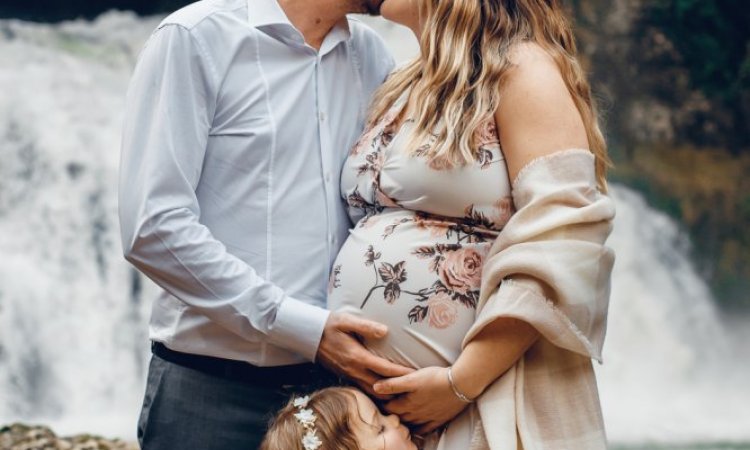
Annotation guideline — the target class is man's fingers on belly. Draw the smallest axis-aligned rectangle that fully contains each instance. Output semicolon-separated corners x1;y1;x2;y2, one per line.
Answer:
337;313;388;339
363;354;413;378
350;369;379;386
348;368;380;389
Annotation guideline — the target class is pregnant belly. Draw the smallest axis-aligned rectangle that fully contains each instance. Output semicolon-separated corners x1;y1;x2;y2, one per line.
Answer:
327;209;495;369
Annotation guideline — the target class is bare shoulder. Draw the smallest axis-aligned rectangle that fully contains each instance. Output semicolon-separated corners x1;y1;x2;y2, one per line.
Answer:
495;42;588;183
505;41;564;90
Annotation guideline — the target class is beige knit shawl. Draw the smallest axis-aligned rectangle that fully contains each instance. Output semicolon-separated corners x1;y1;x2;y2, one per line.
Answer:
464;149;616;450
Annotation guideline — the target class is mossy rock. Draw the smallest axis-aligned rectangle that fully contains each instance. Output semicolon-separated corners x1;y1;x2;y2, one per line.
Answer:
0;424;138;450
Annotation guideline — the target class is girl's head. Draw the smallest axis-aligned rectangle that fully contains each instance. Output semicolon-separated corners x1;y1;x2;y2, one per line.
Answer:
374;0;611;191
260;387;416;450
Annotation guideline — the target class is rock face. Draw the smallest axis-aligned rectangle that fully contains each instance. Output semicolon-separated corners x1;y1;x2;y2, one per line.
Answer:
572;0;749;152
570;0;750;308
0;424;138;450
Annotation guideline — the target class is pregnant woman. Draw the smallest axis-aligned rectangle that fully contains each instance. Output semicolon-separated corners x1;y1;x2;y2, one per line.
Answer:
327;0;616;448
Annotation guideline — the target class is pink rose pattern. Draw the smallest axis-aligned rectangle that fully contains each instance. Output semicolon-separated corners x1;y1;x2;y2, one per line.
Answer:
474;119;500;148
464;196;515;230
438;247;484;296
426;292;459;329
354;216;494;327
334;96;513;329
357;235;488;326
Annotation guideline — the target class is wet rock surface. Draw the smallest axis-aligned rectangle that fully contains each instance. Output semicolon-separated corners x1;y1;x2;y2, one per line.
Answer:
0;424;137;450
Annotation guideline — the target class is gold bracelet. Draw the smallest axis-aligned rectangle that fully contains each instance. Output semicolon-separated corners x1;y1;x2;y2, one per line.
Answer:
446;366;474;403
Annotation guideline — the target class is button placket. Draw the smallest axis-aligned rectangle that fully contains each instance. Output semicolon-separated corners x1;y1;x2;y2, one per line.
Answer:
315;57;336;254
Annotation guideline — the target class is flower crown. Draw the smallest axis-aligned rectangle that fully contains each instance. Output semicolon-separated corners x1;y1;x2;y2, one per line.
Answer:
293;396;322;450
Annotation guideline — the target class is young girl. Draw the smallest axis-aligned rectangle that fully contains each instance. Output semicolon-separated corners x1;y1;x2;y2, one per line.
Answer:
260;387;418;450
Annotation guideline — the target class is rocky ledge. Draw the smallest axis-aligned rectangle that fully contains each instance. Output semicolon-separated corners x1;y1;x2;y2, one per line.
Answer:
0;424;138;450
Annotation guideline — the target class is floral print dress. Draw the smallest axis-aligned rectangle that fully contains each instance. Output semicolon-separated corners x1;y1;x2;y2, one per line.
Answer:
327;90;515;374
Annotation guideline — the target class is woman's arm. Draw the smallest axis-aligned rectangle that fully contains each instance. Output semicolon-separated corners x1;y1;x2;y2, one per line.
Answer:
451;42;589;398
450;307;539;399
374;313;538;434
375;43;592;430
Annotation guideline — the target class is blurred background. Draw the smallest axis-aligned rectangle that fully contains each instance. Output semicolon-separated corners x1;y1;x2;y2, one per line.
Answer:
0;0;748;449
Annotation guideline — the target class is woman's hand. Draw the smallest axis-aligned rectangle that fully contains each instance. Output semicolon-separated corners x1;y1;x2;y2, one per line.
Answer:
373;366;469;435
372;317;538;435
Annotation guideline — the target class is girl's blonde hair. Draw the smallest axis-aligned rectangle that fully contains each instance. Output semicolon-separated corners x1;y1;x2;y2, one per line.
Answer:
369;0;611;191
260;387;363;450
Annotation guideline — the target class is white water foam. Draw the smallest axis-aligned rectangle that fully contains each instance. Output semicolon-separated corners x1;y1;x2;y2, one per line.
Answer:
0;11;748;445
597;188;750;445
0;11;160;438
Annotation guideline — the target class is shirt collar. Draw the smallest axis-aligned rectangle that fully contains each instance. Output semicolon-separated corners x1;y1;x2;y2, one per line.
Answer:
247;0;291;29
326;18;352;44
247;0;352;49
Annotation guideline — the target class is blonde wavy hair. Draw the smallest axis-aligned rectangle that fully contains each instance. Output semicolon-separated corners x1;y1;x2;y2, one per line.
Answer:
260;387;363;450
369;0;611;191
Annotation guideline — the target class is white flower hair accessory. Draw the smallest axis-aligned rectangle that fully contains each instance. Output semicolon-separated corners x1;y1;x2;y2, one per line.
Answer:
294;408;316;427
293;395;310;408
293;396;322;450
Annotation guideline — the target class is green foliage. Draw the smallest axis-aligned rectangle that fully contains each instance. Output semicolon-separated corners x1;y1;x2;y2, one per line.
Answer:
650;0;750;100
741;43;750;84
611;144;750;310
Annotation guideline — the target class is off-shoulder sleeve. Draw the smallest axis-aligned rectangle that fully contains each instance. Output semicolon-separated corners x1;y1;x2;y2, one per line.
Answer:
462;149;615;362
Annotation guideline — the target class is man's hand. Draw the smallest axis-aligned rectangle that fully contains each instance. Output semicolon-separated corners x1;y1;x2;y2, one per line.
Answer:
317;312;414;400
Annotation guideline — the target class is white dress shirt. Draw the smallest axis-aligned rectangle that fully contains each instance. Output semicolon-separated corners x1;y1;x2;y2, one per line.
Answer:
119;0;394;366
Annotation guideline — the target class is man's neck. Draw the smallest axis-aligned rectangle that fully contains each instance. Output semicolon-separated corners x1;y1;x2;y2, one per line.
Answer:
277;0;348;50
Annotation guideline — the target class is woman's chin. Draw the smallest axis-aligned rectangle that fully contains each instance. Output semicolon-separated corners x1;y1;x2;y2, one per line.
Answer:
379;12;402;26
379;1;410;27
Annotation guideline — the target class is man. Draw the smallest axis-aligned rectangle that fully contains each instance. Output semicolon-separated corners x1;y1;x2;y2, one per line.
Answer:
118;0;412;447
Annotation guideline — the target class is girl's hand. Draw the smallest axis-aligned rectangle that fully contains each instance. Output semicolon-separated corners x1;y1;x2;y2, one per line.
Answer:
373;366;469;435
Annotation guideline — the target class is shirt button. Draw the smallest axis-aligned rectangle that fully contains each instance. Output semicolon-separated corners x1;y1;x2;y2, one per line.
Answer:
325;173;332;183
319;112;326;122
329;234;336;244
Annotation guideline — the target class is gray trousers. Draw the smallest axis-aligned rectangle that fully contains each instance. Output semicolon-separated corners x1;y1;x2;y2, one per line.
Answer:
137;354;336;449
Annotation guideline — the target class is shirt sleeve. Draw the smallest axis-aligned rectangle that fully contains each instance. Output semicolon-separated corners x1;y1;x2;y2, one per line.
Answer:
380;41;396;81
371;29;396;83
118;24;329;362
352;23;396;92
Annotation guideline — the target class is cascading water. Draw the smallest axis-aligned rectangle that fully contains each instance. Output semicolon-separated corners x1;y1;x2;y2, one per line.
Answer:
0;11;747;447
0;12;161;438
596;188;750;445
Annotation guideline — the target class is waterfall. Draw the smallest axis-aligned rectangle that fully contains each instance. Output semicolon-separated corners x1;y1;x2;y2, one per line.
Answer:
0;11;747;445
597;188;750;445
0;12;160;438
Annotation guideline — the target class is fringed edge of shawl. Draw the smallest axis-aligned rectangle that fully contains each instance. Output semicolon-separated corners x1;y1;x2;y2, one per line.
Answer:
501;278;602;364
510;148;593;190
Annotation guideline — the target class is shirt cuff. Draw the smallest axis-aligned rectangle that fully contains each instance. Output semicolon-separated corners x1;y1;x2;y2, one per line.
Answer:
267;297;331;363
